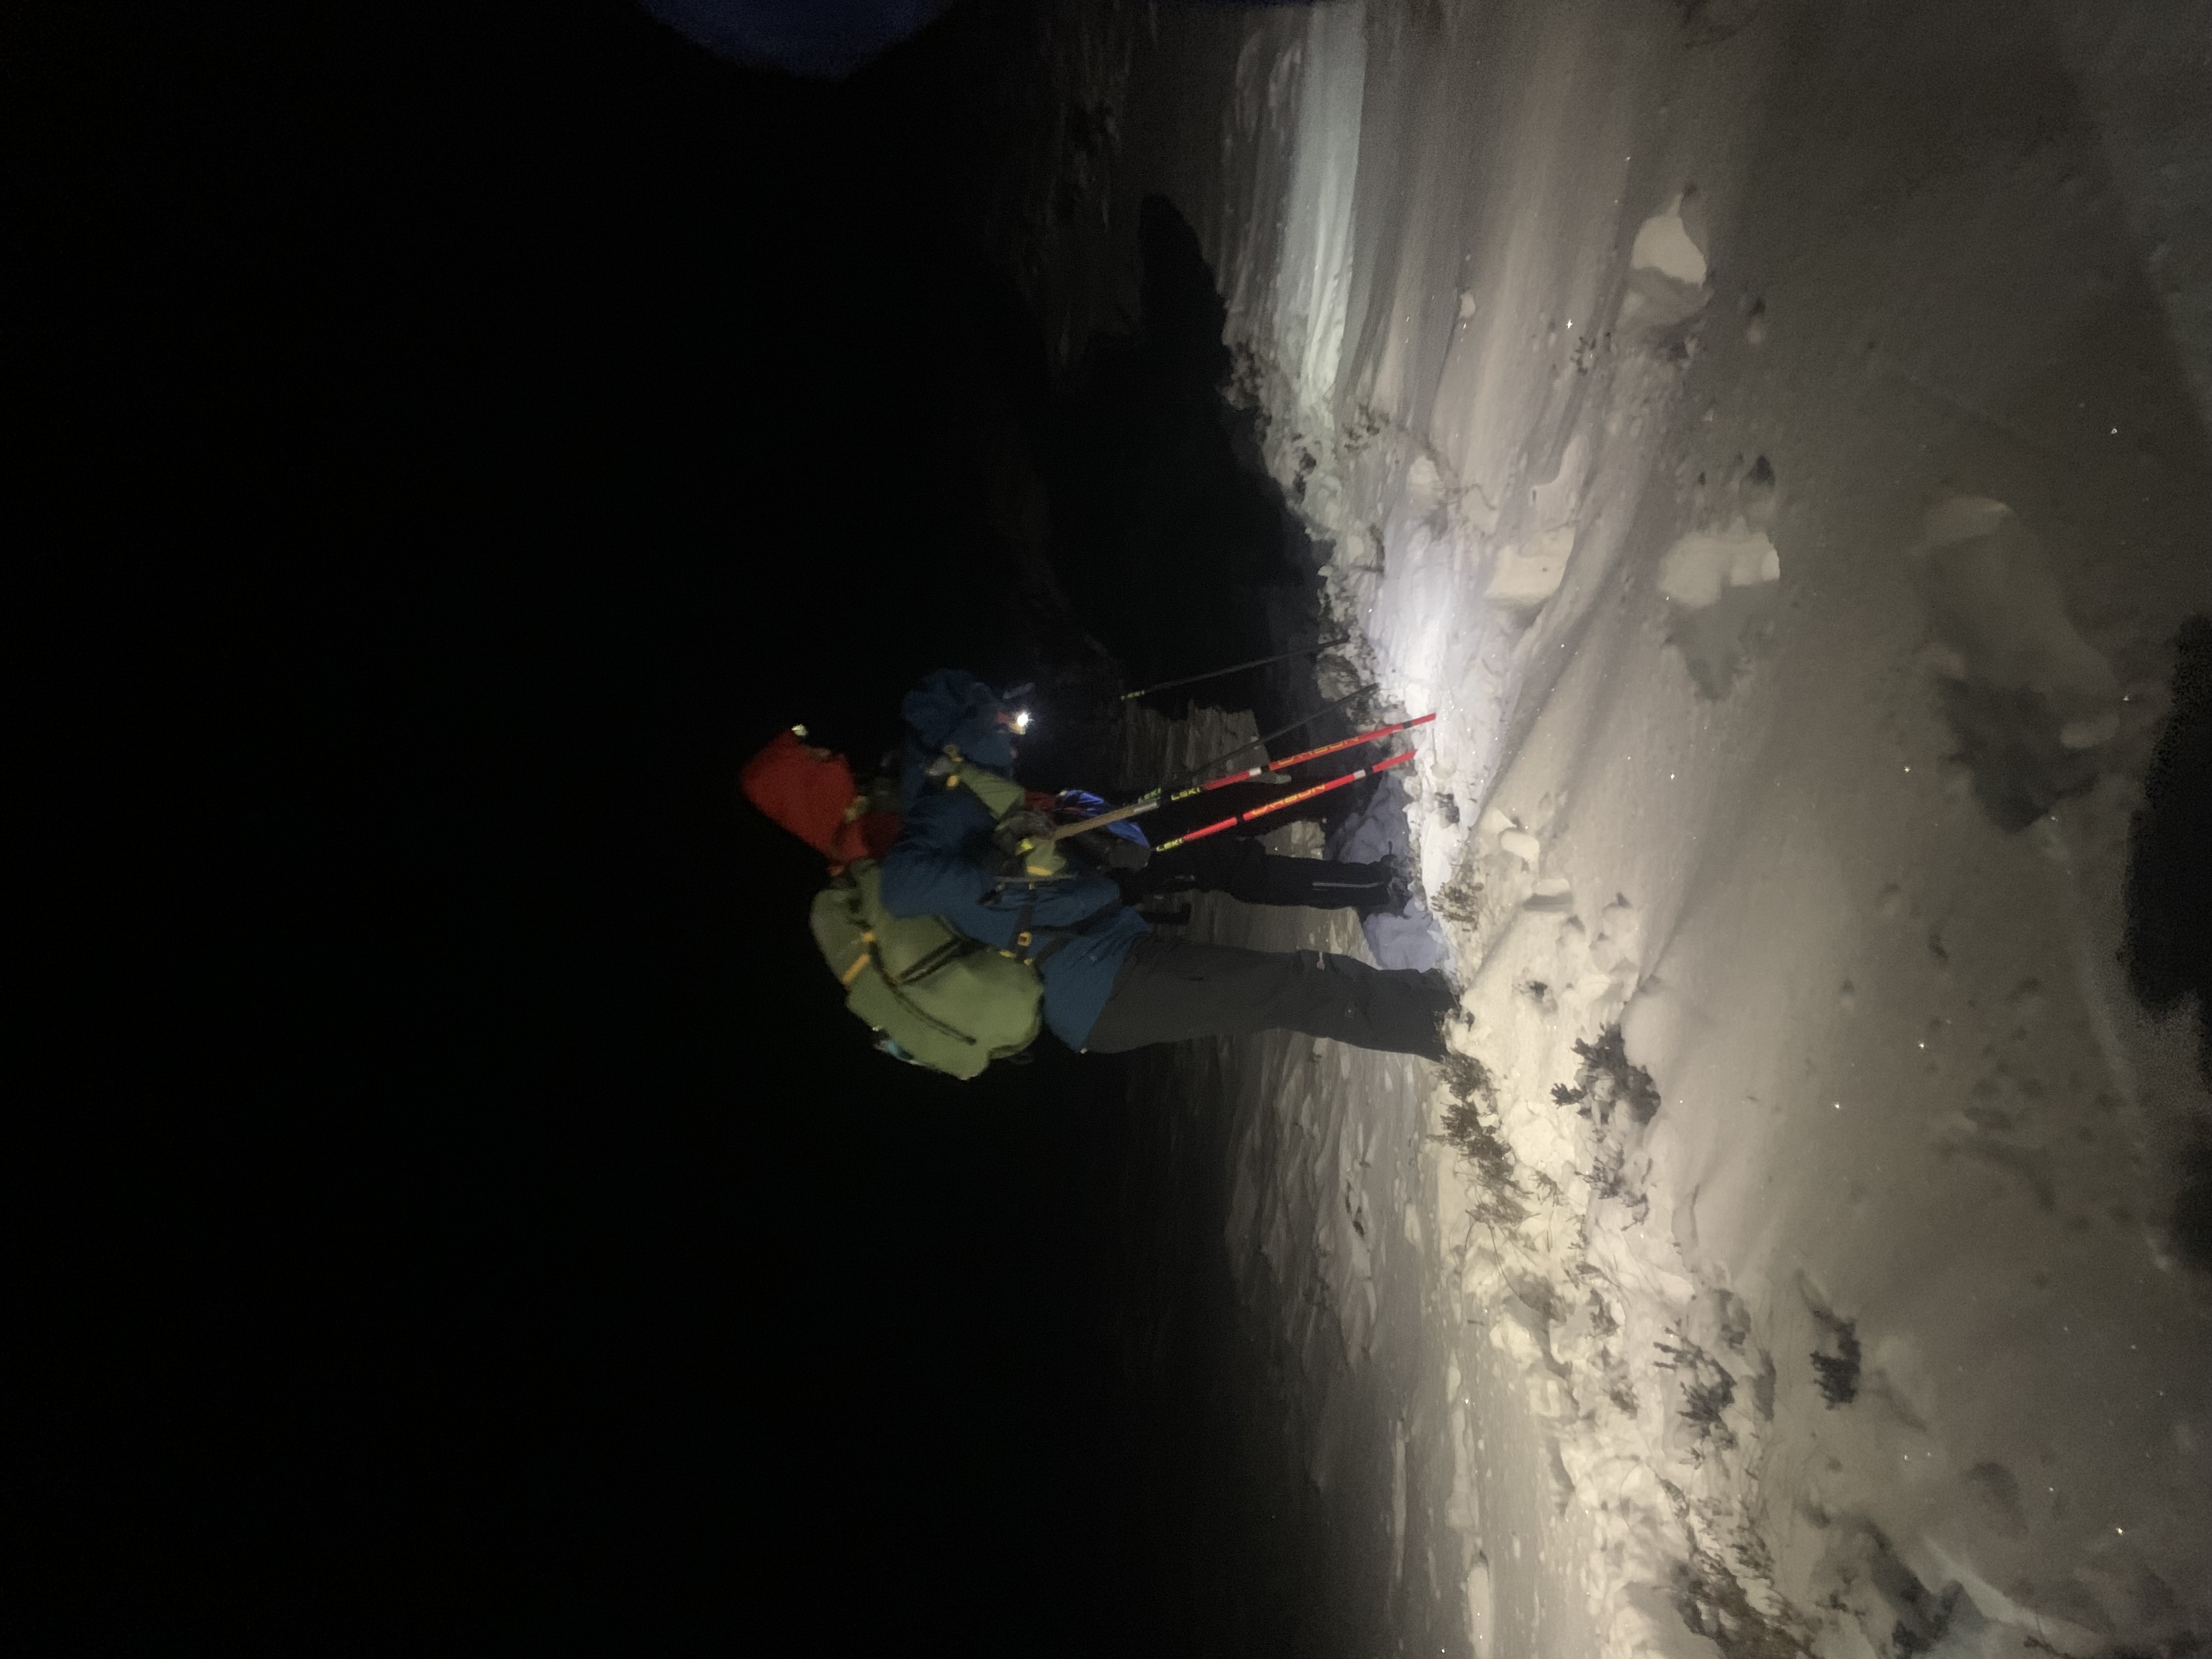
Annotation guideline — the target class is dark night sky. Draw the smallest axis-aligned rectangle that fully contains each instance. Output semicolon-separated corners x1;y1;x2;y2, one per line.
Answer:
25;1;1259;1647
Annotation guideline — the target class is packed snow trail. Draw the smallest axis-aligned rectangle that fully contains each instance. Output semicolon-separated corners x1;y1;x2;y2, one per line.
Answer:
1005;2;2212;1654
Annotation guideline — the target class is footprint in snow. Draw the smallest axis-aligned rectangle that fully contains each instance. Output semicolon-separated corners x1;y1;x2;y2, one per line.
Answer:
1524;876;1574;913
1910;495;2121;831
1658;514;1782;697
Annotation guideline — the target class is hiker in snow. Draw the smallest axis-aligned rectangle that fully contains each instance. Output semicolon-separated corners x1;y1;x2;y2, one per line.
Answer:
877;670;1456;1063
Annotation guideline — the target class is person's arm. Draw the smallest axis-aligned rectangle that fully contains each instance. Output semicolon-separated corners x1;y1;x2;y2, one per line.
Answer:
881;787;1116;924
877;789;998;918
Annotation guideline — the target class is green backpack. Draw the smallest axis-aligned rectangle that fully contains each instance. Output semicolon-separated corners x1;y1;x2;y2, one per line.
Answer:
809;860;1042;1079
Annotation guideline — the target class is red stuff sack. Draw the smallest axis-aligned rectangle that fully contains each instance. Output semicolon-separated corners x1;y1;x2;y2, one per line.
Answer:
740;730;900;867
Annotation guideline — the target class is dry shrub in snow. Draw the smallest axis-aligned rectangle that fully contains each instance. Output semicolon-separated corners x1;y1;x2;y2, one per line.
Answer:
1672;1530;1815;1659
1434;1053;1527;1228
1554;1024;1662;1126
1809;1308;1861;1409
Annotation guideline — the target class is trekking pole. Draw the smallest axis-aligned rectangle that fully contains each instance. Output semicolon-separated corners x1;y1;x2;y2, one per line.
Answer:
1152;682;1374;797
1152;748;1418;853
1232;710;1435;779
1048;709;1432;842
1117;638;1348;702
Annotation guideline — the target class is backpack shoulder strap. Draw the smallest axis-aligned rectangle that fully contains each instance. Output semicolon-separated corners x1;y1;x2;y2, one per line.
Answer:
928;747;1066;883
997;895;1122;969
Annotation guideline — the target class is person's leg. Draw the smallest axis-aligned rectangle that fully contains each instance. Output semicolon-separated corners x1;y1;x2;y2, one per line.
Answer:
1083;934;1454;1057
1232;845;1401;911
1121;836;1404;912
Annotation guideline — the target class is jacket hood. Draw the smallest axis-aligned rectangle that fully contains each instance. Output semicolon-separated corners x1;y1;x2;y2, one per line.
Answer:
901;670;1014;773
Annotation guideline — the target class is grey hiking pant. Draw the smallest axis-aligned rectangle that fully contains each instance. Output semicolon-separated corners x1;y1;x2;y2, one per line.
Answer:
1118;837;1399;911
1083;935;1454;1058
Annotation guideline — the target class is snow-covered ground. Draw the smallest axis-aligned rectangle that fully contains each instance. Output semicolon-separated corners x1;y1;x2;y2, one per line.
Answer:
1006;3;2212;1654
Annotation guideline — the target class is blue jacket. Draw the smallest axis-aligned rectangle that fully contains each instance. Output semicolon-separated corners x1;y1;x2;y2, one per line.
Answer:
896;669;1016;810
880;672;1148;1050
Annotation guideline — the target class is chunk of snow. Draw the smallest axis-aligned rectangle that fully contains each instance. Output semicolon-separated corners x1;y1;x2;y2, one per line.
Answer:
1630;196;1709;287
1406;452;1449;509
1619;194;1712;335
1657;525;1780;609
2059;713;2119;749
1487;524;1577;608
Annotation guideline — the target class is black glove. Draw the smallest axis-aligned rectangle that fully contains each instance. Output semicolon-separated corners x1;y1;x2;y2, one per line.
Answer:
1089;831;1151;871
